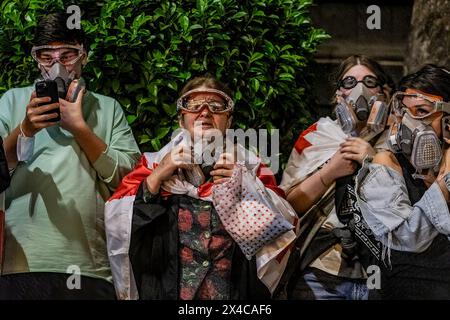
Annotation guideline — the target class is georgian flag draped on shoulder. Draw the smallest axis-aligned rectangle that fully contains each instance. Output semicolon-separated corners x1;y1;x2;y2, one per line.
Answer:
105;131;299;300
279;117;348;193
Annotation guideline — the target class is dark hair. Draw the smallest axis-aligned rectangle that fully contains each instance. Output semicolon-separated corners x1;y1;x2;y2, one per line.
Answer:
333;54;395;98
399;64;450;102
180;74;233;98
33;12;87;49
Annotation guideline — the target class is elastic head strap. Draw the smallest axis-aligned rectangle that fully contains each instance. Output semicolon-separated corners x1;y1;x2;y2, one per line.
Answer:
405;88;443;102
177;88;234;112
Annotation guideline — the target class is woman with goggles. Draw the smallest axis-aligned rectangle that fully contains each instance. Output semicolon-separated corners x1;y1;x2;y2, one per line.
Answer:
391;89;450;119
277;55;394;300
105;75;297;300
339;74;382;90
355;64;450;299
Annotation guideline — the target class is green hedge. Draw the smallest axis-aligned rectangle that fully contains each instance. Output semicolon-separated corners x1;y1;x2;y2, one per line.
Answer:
0;0;329;169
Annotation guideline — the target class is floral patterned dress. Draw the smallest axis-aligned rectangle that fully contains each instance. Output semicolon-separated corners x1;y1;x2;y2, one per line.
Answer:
178;198;234;300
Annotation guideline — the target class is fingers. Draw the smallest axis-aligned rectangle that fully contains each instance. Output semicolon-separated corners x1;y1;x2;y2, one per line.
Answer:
27;102;59;118
213;178;230;185
33;120;58;130
75;87;85;104
340;138;375;162
36;102;60;113
171;145;194;166
212;153;235;178
216;152;235;166
340;137;368;148
28;96;52;108
172;152;193;167
213;162;234;170
31;113;59;123
345;137;362;142
342;152;361;163
210;168;233;178
339;146;360;154
59;88;85;107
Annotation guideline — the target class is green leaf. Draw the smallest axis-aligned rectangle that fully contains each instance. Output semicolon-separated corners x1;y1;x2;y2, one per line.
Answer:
117;15;125;29
148;83;158;97
139;134;151;144
179;15;189;32
250;52;264;63
155;127;170;139
231;11;247;20
189;24;203;31
127;115;137;124
151;138;161;151
250;78;260;92
112;79;120;92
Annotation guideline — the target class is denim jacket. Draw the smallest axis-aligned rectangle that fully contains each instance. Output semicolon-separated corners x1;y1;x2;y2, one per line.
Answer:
355;160;450;253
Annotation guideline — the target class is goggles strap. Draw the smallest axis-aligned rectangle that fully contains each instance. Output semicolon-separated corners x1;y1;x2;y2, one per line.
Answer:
405;88;443;102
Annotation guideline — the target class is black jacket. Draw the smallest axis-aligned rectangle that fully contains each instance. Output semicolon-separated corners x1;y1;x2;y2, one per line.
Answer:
129;182;270;300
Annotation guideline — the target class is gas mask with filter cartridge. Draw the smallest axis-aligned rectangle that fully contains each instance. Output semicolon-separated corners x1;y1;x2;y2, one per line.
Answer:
334;75;389;138
31;44;86;102
387;89;450;179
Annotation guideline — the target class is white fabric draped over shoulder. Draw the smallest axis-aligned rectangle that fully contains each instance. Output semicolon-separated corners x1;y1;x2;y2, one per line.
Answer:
280;117;347;193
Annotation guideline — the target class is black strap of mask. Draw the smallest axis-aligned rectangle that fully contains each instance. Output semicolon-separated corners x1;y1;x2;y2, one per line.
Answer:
334;173;360;263
394;153;427;204
335;173;356;225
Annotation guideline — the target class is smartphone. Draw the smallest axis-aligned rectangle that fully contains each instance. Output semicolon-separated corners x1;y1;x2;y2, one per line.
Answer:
35;80;60;122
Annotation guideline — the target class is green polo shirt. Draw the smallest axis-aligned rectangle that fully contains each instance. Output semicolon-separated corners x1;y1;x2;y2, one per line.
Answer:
0;85;140;282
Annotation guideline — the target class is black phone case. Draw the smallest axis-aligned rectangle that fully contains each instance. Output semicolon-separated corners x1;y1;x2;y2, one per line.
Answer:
35;80;60;122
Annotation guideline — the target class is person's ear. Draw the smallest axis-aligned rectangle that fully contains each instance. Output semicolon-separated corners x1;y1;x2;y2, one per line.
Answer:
81;52;88;66
381;85;391;101
226;115;233;128
179;114;185;128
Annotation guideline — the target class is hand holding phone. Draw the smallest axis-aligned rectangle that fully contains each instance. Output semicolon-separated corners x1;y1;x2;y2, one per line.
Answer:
20;85;60;137
35;80;60;122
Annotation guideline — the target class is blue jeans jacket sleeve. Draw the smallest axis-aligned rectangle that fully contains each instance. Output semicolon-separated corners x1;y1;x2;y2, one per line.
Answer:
355;161;450;253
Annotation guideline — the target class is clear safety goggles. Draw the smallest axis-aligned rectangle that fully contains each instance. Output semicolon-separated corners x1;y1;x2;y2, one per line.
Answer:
177;88;234;114
31;44;85;67
390;89;450;119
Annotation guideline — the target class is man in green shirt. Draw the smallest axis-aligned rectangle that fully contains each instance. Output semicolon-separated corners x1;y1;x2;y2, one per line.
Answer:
0;12;140;299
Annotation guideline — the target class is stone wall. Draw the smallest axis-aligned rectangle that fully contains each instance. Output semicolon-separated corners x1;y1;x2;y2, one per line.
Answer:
406;0;450;72
309;0;413;118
